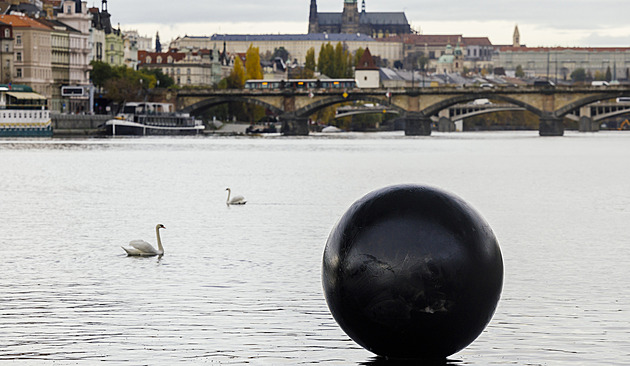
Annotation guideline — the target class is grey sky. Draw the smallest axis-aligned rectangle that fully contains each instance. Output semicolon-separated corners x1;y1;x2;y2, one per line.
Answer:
106;0;630;46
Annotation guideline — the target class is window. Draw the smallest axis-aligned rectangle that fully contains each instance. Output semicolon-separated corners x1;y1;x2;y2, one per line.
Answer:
16;68;22;78
4;29;9;38
167;56;173;63
16;34;21;46
156;56;162;63
187;68;191;74
16;52;22;62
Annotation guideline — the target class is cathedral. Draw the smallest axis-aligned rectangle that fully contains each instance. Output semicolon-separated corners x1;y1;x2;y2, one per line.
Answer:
308;0;412;38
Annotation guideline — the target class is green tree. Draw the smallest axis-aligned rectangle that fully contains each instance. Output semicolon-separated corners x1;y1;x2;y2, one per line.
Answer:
354;47;365;67
318;43;335;78
515;65;525;78
570;68;587;82
90;61;113;88
272;47;290;62
304;47;316;78
140;68;175;88
245;44;263;81
605;66;612;82
333;43;346;78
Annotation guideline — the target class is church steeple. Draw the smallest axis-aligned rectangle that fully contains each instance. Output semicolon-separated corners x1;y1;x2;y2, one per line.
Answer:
155;32;162;53
102;0;108;12
361;0;366;13
513;25;521;48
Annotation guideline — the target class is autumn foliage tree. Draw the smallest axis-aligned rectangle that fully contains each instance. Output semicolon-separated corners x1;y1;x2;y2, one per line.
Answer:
245;44;263;80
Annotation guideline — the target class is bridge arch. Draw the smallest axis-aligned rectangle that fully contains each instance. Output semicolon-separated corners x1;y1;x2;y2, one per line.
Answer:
180;96;284;116
293;95;405;118
420;93;544;118
554;92;630;118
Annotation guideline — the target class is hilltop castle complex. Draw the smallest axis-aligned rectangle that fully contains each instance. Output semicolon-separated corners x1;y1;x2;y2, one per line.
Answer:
308;0;412;38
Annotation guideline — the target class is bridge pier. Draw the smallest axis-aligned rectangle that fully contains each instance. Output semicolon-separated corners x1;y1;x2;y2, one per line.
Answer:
579;116;599;132
539;116;564;136
280;115;309;136
438;117;456;132
404;114;432;136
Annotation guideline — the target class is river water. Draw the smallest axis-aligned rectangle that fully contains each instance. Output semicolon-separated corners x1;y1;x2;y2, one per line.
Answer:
0;131;628;365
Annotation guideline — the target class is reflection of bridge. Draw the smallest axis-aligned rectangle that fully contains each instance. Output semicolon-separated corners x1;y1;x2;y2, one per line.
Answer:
177;86;630;136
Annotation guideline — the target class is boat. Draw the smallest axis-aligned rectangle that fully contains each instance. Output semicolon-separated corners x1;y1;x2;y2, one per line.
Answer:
0;85;52;137
104;102;204;136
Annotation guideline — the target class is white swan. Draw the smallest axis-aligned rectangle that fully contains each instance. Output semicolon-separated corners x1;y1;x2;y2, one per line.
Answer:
226;188;247;205
122;224;165;256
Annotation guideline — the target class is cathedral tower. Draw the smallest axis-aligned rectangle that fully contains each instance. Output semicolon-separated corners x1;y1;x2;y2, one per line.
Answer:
308;0;319;33
341;0;359;33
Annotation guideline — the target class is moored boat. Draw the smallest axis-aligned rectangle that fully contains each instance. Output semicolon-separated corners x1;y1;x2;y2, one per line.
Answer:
104;102;204;136
0;85;51;138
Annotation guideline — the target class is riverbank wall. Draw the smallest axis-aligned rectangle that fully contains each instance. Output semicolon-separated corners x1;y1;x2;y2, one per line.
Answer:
52;114;110;136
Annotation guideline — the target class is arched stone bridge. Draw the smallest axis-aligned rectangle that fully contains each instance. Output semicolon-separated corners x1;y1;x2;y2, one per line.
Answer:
176;86;630;136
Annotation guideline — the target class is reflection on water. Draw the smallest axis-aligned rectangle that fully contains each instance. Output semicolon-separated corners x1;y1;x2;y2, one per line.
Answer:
361;356;462;365
1;132;629;364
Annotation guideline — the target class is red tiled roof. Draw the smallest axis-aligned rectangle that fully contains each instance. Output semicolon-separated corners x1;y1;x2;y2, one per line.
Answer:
0;14;52;30
138;50;186;65
356;48;379;71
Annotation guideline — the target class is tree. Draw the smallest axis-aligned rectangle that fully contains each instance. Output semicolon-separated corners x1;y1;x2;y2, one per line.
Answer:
570;68;586;82
515;65;525;78
90;61;113;88
605;66;612;82
302;47;316;78
272;47;290;62
227;56;246;88
245;44;263;81
140;68;175;88
318;42;334;78
354;47;365;67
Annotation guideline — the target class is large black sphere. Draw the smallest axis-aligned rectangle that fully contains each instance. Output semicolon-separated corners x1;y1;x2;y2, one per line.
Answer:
323;185;503;360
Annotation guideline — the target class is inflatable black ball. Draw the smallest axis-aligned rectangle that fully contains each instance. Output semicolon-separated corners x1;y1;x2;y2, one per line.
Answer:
323;185;503;360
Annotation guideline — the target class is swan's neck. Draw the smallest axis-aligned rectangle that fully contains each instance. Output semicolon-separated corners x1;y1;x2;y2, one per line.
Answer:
226;189;231;203
156;227;164;253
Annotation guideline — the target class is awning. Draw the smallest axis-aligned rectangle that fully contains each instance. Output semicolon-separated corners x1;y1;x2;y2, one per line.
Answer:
6;92;47;100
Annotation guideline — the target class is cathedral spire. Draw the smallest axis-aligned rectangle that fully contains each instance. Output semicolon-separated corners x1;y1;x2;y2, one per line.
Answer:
308;0;319;34
155;32;162;53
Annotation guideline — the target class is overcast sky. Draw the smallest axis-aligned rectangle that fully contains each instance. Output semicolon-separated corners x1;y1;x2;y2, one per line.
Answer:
105;0;630;47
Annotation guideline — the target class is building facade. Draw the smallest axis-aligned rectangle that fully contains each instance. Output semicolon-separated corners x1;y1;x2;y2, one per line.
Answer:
170;34;403;67
138;49;223;87
0;21;13;84
495;47;630;80
0;14;54;99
